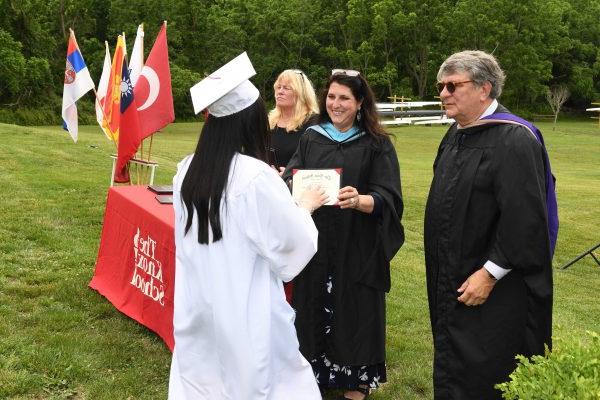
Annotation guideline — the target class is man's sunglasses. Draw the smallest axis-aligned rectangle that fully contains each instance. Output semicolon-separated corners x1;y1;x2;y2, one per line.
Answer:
436;80;473;94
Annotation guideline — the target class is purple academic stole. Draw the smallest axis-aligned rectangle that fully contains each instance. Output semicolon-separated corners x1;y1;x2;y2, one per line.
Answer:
475;113;559;256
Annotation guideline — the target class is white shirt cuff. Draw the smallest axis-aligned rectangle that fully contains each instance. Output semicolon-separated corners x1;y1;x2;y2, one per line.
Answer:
484;260;511;280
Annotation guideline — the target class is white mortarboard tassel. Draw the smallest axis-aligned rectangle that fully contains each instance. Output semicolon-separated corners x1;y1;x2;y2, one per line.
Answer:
189;52;259;117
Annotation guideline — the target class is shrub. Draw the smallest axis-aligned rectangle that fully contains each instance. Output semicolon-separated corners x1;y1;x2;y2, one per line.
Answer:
496;331;600;399
0;29;25;98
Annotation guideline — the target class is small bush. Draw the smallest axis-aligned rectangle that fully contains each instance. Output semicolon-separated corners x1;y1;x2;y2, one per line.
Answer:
496;331;600;399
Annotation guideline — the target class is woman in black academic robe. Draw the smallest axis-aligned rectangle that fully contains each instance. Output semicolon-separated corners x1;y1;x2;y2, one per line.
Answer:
283;71;404;400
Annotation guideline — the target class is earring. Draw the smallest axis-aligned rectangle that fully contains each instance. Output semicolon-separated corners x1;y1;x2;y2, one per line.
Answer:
356;108;362;122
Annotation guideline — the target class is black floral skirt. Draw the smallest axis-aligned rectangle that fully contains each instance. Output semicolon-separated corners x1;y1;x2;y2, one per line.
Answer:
309;274;386;391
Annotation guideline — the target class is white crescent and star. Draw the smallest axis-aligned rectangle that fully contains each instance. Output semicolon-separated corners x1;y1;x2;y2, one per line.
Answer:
137;66;160;111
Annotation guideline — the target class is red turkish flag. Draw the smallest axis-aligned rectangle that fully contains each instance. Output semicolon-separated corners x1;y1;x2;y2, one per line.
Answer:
134;22;175;139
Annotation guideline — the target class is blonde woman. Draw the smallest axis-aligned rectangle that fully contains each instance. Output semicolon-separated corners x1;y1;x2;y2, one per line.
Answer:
268;69;319;173
268;69;318;304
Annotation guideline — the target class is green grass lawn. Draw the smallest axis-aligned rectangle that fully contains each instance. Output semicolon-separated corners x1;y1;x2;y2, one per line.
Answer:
0;120;598;399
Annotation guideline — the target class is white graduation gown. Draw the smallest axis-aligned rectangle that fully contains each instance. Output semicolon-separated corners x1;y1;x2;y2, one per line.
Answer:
168;154;321;400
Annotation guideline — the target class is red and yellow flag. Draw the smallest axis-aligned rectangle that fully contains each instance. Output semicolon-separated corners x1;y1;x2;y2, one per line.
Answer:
102;35;125;141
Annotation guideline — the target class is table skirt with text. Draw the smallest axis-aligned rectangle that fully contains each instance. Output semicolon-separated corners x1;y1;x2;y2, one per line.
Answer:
89;186;175;350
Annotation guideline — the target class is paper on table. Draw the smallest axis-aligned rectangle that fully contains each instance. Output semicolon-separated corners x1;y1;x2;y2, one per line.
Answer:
292;168;342;206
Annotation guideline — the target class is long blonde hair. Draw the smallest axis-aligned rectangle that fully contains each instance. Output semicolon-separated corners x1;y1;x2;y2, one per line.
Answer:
268;69;319;132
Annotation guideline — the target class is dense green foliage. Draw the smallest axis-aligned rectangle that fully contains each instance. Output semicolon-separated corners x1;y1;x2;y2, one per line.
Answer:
497;331;600;399
0;120;599;398
0;0;599;124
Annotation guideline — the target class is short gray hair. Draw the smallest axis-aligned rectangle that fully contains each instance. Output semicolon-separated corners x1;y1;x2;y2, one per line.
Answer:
437;50;506;99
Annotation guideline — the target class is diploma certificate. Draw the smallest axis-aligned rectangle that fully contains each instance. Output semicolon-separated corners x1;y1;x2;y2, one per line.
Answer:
292;168;342;206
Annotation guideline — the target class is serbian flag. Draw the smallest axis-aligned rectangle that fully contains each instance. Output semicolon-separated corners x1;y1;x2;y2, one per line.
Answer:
114;56;142;183
62;29;95;142
102;35;126;142
134;22;175;139
95;41;112;139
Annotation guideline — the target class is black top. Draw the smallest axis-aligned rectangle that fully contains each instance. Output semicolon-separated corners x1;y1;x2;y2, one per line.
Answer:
269;115;317;169
424;105;553;399
282;128;404;365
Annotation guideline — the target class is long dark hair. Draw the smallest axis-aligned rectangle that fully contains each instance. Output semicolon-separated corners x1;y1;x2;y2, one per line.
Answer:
181;98;270;244
318;73;389;140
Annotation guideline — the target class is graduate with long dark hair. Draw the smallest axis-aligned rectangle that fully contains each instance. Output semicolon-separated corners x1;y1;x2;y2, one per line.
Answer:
168;53;327;400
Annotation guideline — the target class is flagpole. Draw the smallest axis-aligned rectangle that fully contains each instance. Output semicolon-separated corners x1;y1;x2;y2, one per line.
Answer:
136;24;143;185
139;24;147;185
93;85;120;186
92;87;118;153
121;33;137;187
147;134;154;162
138;23;145;163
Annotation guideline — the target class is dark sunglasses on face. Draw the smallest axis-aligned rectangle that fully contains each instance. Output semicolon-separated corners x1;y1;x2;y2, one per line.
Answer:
436;80;473;94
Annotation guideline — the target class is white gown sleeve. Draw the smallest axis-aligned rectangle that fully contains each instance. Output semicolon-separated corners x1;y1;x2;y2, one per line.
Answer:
172;155;193;250
239;168;318;282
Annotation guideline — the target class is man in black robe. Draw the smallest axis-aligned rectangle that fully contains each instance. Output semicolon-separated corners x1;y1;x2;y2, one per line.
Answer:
424;50;557;399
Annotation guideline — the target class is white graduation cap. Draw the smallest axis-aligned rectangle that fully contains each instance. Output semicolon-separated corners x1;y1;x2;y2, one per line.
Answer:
190;52;259;117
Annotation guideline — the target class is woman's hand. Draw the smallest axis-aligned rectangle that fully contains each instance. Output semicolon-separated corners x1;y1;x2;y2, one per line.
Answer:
338;186;359;209
338;186;374;213
297;185;329;214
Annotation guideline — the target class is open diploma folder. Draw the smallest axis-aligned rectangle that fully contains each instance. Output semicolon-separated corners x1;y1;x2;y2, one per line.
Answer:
292;169;342;206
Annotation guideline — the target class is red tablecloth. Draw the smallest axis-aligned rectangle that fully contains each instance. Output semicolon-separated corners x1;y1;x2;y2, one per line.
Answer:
89;186;175;351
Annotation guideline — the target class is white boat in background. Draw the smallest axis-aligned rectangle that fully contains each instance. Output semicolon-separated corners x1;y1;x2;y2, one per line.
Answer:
381;118;412;126
413;116;455;125
377;99;447;126
376;101;442;111
381;115;454;126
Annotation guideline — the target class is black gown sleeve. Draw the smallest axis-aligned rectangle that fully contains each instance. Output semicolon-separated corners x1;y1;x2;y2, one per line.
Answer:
487;126;551;274
369;191;383;217
367;138;405;262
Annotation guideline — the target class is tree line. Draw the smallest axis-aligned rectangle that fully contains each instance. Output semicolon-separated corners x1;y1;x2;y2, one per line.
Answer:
1;0;599;125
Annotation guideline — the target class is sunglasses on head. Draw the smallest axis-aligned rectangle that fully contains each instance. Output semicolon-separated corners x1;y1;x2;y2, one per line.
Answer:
290;69;306;82
436;80;473;94
287;69;307;94
331;69;360;77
